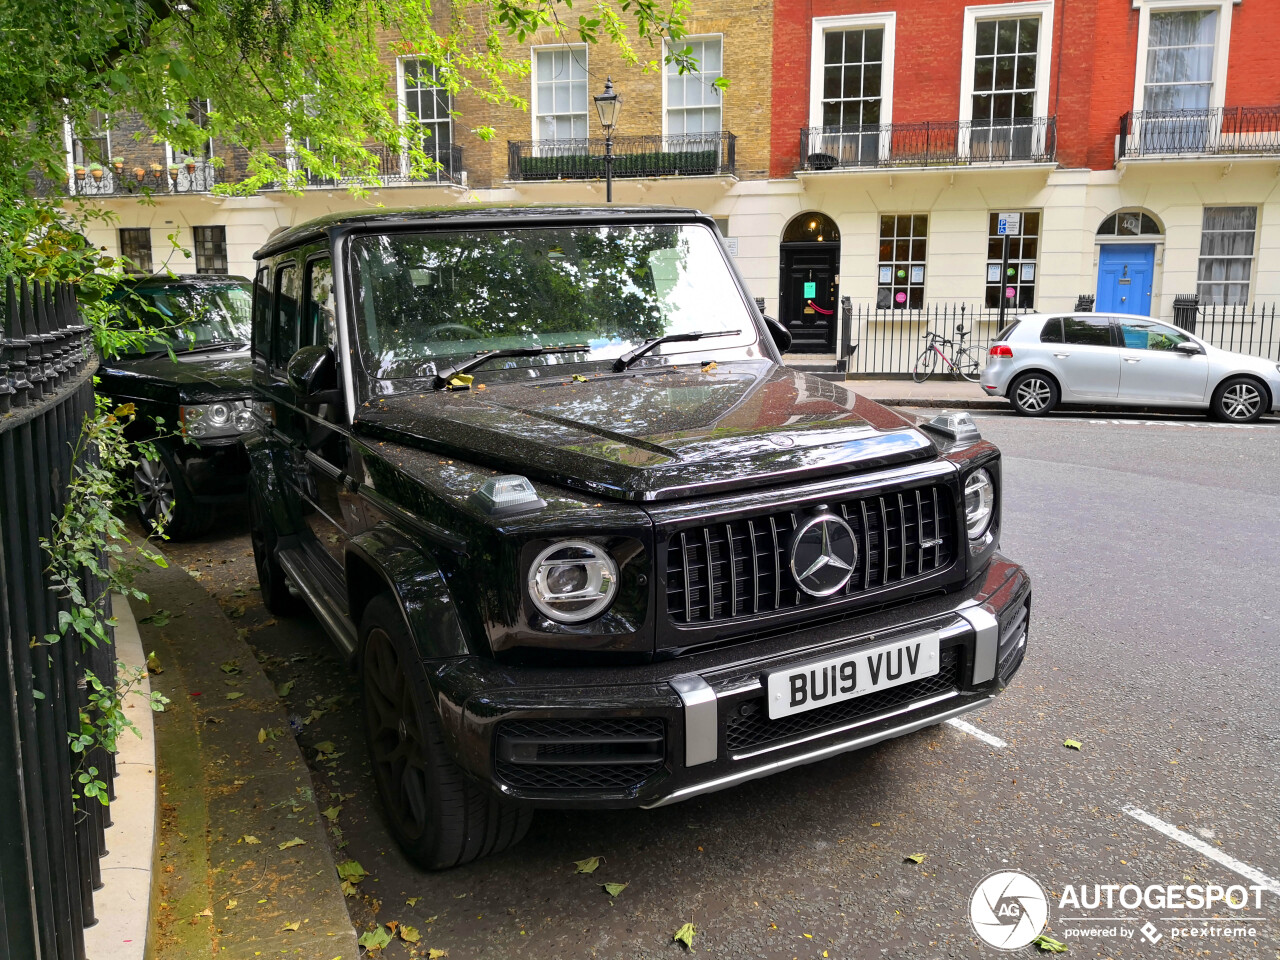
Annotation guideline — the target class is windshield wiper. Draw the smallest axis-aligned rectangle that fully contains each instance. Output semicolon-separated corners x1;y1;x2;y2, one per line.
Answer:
432;344;589;389
176;339;249;354
612;329;741;372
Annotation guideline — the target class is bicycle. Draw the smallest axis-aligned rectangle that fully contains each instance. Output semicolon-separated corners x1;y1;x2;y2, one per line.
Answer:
912;323;982;383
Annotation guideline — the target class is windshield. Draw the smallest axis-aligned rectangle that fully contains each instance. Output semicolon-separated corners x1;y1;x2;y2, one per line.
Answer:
116;280;252;353
350;223;758;380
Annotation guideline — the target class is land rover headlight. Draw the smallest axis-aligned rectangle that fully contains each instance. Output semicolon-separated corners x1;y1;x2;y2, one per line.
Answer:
180;400;255;439
528;540;618;623
964;468;995;539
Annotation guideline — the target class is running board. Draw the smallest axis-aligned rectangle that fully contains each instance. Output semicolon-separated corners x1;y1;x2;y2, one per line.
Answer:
275;546;359;660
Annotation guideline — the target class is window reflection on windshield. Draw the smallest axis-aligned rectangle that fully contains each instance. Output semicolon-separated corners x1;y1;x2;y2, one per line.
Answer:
118;281;252;353
351;224;756;380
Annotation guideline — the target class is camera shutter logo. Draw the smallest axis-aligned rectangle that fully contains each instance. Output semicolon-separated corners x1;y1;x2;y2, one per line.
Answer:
969;870;1050;950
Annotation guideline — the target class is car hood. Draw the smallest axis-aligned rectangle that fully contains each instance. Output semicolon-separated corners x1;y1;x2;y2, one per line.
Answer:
97;349;253;403
354;362;938;501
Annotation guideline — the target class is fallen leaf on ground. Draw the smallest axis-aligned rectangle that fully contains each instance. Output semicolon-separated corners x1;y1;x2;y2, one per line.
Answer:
602;882;628;898
225;899;237;910
406;897;419;906
277;837;305;851
904;853;926;864
241;835;260;844
1033;933;1069;952
701;361;718;373
145;652;163;673
673;922;696;949
400;924;421;943
219;659;241;675
314;741;337;756
573;856;601;874
281;920;300;932
276;680;294;697
572;374;588;382
358;926;393;951
257;728;266;743
225;692;243;701
139;610;171;626
336;860;366;883
1062;739;1083;750
196;908;212;918
427;949;448;959
323;805;342;821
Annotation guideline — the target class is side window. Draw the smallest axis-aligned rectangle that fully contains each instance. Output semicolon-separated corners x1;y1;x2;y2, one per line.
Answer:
1062;316;1113;347
1038;317;1063;343
1119;320;1190;352
304;258;336;348
272;262;300;369
251;267;272;359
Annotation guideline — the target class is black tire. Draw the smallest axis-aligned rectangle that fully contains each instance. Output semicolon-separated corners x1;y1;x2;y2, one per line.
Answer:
132;444;215;540
360;594;532;869
1210;376;1268;423
954;347;982;383
1008;371;1059;416
912;347;937;383
249;486;305;617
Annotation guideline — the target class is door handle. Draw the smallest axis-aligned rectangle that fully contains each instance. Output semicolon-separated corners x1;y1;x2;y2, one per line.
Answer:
1123;357;1142;363
1053;353;1070;359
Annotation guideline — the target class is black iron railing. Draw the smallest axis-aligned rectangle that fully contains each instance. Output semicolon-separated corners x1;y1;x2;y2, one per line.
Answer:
1169;296;1280;361
1119;107;1280;159
69;159;217;196
1;277;105;959
264;142;464;188
507;132;737;181
841;302;1036;375
800;118;1056;171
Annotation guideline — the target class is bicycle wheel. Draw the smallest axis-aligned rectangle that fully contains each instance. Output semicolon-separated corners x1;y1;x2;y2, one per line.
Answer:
954;347;982;382
912;347;938;383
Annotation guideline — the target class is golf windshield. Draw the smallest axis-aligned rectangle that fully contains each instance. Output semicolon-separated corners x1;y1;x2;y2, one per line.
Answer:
117;280;252;353
350;223;758;380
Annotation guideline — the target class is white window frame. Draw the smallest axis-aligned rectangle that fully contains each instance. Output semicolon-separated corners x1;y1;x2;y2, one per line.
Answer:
661;34;724;141
530;44;589;143
1131;0;1234;114
808;13;896;130
1197;205;1257;306
396;55;453;178
958;1;1055;130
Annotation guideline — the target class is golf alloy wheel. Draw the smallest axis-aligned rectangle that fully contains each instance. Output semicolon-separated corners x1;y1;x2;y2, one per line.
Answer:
1218;380;1263;422
1009;372;1058;417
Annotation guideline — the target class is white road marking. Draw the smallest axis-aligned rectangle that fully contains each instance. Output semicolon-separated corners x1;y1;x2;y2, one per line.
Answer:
945;718;1008;749
1121;805;1280;896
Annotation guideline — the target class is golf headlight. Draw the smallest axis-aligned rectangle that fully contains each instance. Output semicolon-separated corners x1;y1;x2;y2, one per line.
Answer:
528;540;618;623
180;400;256;439
964;468;995;539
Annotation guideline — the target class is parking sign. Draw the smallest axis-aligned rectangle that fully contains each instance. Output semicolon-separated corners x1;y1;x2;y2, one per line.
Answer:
997;213;1022;236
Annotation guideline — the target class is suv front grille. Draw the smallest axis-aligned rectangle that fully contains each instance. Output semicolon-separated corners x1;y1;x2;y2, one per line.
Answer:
723;646;963;754
495;717;665;792
665;483;956;624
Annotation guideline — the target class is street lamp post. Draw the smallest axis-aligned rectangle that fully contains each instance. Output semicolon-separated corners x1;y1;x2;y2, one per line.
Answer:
593;77;622;202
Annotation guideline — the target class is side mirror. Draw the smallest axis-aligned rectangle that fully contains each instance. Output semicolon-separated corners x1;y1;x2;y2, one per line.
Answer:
286;345;340;405
762;315;792;353
1175;341;1204;356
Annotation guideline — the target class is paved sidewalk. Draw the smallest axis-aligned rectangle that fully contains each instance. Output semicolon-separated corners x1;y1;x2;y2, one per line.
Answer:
846;377;1008;409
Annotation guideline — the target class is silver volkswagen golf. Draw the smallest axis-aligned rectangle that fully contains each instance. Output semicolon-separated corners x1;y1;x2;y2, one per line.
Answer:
981;314;1280;422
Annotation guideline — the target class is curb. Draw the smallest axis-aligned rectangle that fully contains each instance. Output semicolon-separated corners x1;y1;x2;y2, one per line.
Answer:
82;593;157;960
870;397;1010;410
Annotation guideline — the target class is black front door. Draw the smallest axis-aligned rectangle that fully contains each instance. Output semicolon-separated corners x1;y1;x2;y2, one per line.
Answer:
779;244;839;352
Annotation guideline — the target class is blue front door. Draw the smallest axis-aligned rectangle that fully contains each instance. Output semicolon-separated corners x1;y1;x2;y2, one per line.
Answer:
1096;244;1155;315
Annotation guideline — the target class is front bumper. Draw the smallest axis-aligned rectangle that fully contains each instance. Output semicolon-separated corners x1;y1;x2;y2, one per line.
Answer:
176;439;250;503
428;554;1030;809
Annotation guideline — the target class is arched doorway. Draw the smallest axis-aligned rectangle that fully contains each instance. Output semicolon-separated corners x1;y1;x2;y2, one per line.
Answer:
1094;209;1164;316
779;212;841;352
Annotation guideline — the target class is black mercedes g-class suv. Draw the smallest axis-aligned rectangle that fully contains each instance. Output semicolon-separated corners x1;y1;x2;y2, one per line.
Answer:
246;206;1030;869
98;275;256;537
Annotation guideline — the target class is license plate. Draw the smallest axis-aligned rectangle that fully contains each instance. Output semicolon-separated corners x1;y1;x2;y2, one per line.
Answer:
765;633;941;720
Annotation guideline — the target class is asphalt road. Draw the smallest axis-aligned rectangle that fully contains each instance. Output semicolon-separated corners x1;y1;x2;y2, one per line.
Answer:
156;410;1280;959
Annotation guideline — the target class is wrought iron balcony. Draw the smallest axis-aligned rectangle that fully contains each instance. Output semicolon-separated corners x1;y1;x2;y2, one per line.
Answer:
68;159;217;196
264;142;464;187
507;132;736;181
1119;107;1280;159
799;118;1056;171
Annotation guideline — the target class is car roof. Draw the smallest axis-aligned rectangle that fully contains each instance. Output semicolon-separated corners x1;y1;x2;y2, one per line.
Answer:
254;203;709;260
121;274;251;289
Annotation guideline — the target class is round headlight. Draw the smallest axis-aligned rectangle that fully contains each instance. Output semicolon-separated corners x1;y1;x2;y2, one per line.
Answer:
207;402;232;426
528;540;618;624
964;468;995;539
232;405;256;432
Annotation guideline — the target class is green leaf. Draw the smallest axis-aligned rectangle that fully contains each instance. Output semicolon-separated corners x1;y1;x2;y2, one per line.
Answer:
573;856;601;874
904;853;926;864
139;609;171;626
400;924;421;943
673;922;696;949
145;652;163;673
1033;934;1069;952
336;859;365;882
276;680;294;697
323;805;342;821
358;925;393;950
314;740;337;756
277;837;305;850
225;692;243;701
219;659;241;674
1062;739;1083;750
602;882;628;898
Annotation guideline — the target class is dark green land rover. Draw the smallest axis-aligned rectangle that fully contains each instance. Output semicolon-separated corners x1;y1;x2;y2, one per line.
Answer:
246;206;1030;869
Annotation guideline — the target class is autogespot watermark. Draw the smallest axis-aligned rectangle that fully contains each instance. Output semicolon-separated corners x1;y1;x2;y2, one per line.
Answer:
969;871;1268;949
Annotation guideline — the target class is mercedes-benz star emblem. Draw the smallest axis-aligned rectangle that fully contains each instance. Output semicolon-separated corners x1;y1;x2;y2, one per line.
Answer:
790;513;858;597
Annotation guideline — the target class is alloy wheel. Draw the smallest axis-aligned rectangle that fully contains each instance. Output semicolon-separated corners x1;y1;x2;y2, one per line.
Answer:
1221;382;1262;420
1015;377;1052;412
133;457;175;528
363;628;430;841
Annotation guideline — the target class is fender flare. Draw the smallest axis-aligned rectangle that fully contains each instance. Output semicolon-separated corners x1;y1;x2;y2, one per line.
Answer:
345;523;470;661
